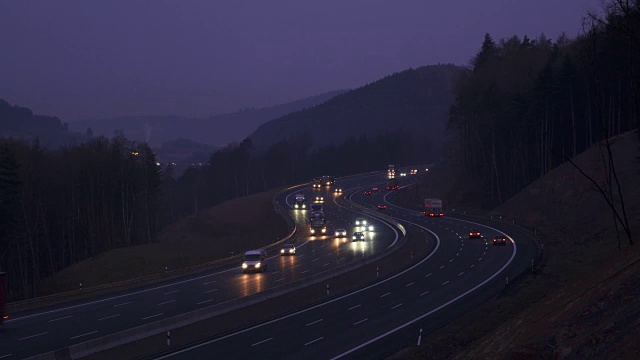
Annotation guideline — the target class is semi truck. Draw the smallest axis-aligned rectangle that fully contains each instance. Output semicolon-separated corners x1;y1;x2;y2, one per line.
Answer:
0;272;7;324
310;218;327;235
424;198;444;217
387;164;396;176
386;177;399;190
294;194;306;209
322;175;335;186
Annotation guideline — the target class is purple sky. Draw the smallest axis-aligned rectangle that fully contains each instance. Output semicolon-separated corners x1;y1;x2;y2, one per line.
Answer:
0;0;601;121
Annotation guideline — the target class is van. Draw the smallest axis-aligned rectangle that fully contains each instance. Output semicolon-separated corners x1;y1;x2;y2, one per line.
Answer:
242;250;268;273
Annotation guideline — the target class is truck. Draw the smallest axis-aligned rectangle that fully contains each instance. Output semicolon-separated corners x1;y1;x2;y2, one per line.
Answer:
387;164;396;176
310;218;327;235
424;198;444;217
309;210;325;222
386;177;399;190
294;194;306;209
0;272;7;324
312;177;322;188
322;175;335;186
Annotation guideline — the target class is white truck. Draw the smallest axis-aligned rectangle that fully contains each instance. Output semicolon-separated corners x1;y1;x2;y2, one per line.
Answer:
424;198;443;217
294;194;306;209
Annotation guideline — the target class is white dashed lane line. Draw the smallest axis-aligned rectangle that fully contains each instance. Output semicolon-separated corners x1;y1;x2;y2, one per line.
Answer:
348;304;361;310
70;331;98;340
204;289;219;294
405;282;414;287
204;280;216;285
306;319;324;326
391;303;403;310
420;291;430;296
48;316;72;323
164;290;179;295
425;273;432;278
442;281;450;285
157;300;175;306
380;292;391;298
142;313;164;320
353;318;368;326
304;337;324;346
97;314;120;321
250;338;273;347
18;332;48;341
197;299;214;305
114;302;132;307
458;272;464;276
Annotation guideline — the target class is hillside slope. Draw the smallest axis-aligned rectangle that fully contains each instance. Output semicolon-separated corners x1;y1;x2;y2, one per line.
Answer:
70;90;347;147
250;64;464;151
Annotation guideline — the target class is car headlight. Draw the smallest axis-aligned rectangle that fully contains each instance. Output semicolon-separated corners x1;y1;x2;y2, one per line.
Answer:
242;263;248;269
368;226;374;231
352;236;356;239
321;228;326;233
311;229;315;233
281;249;284;253
302;204;306;208
335;232;339;236
289;249;294;253
255;262;261;268
362;220;367;225
355;221;360;225
294;204;298;208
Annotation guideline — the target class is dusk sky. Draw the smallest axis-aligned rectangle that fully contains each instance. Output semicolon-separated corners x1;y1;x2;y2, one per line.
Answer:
0;0;601;121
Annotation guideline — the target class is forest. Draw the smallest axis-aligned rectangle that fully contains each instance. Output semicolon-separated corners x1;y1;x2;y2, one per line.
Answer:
447;0;640;207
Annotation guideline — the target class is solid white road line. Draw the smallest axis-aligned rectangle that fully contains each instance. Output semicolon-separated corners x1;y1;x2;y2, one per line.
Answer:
304;337;324;346
18;332;48;341
380;292;391;298
391;303;403;309
142;313;164;320
353;318;368;325
164;290;179;295
114;302;132;307
306;319;324;326
348;304;361;310
48;315;73;322
250;338;273;347
158;300;175;306
70;331;98;340
98;314;120;321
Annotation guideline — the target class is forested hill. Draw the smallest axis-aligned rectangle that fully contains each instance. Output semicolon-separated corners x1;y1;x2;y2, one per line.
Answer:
0;98;85;147
250;64;464;151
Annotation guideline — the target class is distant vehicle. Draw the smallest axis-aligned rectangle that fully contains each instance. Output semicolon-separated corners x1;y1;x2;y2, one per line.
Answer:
0;272;7;324
322;175;335;186
410;169;418;175
352;232;365;242
387;165;396;176
310;218;327;235
334;188;343;194
364;190;372;195
313;177;322;188
469;230;482;239
309;210;325;222
280;244;296;255
493;236;507;246
424;198;443;217
294;194;306;209
242;250;268;273
335;228;347;237
400;172;407;177
355;218;367;226
314;196;324;203
310;204;323;212
386;178;399;190
372;187;379;192
377;204;387;210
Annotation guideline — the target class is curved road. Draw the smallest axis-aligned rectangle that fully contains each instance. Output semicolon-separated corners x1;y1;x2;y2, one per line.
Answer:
0;173;399;359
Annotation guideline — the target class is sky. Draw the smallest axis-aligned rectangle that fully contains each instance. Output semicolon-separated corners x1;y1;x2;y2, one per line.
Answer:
0;0;602;121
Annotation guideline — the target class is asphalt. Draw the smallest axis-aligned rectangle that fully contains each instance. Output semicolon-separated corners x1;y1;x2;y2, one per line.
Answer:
147;172;539;360
0;172;400;359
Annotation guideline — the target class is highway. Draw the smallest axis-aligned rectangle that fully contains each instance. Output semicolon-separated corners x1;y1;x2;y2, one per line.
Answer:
143;171;539;360
0;172;400;359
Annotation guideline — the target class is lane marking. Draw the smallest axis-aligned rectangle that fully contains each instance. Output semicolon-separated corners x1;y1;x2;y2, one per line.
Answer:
391;303;403;309
0;355;13;359
251;338;273;347
306;319;324;326
48;315;72;323
323;263;330;267
478;258;482;261
70;331;98;340
142;313;164;320
204;280;216;285
274;278;285;283
312;258;320;262
456;253;459;256
439;265;444;269
197;299;215;305
158;300;175;306
164;290;179;295
449;259;453;263
353;318;368;325
442;281;450;285
458;272;464;276
380;292;391;298
205;289;219;294
270;271;280;275
301;270;311;274
425;273;432;278
114;302;132;307
470;264;475;268
98;314;120;321
405;282;414;287
304;337;324;346
18;332;48;341
420;291;430;296
348;304;361;311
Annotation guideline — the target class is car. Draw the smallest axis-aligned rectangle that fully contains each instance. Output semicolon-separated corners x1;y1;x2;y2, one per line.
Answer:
334;188;343;194
352;231;365;242
372;187;379;191
364;190;372;195
469;230;482;239
280;244;296;255
425;211;444;217
314;196;324;203
410;169;418;174
242;250;268;273
355;218;367;226
310;204;323;212
492;236;507;246
335;228;347;237
377;204;387;210
400;172;407;177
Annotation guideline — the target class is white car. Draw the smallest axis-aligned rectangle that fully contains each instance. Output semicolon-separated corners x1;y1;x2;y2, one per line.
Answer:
242;250;267;273
335;228;347;237
280;244;296;255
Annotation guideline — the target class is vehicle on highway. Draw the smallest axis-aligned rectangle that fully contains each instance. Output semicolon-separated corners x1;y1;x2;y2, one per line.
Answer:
310;204;323;212
322;175;335;186
469;230;482;239
310;218;327;235
387;164;396;176
400;172;407;177
386;178;399;190
364;190;372;195
355;218;367;226
312;177;322;188
335;228;347;237
334;187;343;194
377;204;387;210
424;198;444;217
314;196;324;203
309;210;325;222
352;232;365;242
242;250;268;273
0;272;7;324
294;194;306;209
410;169;418;174
280;244;296;255
372;187;379;192
493;236;508;246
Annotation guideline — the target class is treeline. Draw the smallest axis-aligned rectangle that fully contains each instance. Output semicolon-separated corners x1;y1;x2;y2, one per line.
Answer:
448;0;640;206
0;135;162;300
163;132;431;221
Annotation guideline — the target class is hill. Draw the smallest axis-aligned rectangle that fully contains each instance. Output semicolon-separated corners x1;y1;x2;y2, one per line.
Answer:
0;98;85;147
69;90;347;147
249;64;464;151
